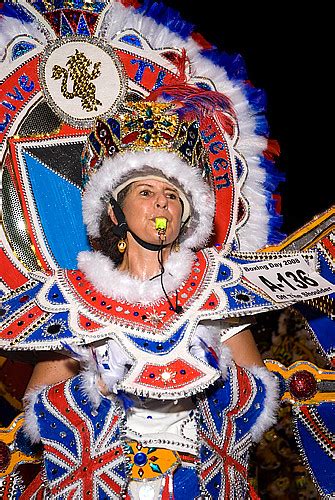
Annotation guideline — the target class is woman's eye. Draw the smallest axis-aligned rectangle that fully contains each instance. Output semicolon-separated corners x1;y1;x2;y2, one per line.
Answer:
167;193;177;200
140;190;151;196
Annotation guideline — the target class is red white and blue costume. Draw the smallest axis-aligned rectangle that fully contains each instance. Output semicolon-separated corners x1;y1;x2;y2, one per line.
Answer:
0;1;334;498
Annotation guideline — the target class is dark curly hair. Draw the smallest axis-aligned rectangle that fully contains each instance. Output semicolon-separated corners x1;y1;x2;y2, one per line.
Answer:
91;184;132;266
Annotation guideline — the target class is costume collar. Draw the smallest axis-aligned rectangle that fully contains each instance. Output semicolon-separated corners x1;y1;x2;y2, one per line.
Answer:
77;247;195;304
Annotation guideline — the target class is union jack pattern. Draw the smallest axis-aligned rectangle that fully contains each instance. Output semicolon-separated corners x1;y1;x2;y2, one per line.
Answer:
198;364;266;499
293;403;335;497
34;375;128;499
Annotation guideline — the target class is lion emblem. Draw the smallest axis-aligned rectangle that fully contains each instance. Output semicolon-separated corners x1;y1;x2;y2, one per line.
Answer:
52;49;102;112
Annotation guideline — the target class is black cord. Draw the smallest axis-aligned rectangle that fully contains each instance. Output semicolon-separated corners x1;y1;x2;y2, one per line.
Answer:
109;196;128;239
110;194;185;314
156;241;183;314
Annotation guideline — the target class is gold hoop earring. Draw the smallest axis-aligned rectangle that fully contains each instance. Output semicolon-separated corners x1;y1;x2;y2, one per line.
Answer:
118;238;127;253
173;239;180;252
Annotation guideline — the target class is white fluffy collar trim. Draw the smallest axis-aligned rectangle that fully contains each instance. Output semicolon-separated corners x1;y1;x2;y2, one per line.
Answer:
77;247;195;304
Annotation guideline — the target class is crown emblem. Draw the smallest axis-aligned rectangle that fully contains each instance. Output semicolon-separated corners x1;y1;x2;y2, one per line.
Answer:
82;101;209;185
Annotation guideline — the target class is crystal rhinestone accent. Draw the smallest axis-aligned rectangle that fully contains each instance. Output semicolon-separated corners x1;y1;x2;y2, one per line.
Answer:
289;370;318;400
133;452;148;466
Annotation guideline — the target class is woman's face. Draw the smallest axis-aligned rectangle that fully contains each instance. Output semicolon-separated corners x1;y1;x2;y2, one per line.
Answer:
118;178;183;246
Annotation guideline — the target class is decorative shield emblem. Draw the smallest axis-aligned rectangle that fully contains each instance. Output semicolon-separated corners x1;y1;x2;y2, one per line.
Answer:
39;36;126;127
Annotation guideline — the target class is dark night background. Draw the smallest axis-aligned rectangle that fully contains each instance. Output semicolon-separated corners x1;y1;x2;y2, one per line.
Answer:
161;1;333;237
155;8;332;496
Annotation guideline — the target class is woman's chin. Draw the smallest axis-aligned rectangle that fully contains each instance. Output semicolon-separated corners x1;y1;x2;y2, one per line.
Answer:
137;230;175;247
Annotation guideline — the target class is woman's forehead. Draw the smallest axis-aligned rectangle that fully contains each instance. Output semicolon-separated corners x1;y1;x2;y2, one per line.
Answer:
131;178;179;191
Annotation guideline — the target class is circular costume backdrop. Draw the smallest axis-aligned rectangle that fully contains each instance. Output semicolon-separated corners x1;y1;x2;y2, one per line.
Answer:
0;0;284;274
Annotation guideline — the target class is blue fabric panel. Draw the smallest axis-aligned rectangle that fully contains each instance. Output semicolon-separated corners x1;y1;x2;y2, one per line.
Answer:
296;304;334;357
235;376;266;439
317;403;335;435
296;417;335;495
173;466;200;499
23;311;71;343
24;151;90;269
205;378;231;435
77;13;90;35
224;283;272;310
126;321;188;355
1;281;43;321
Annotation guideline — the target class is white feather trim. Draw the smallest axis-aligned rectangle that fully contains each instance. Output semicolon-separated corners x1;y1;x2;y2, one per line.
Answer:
79;368;102;409
94;339;133;394
58;344;104;408
218;346;234;377
247;365;280;442
77;245;195;304
0;17;47;59
190;324;233;379
82;150;215;250
22;386;47;444
97;2;270;251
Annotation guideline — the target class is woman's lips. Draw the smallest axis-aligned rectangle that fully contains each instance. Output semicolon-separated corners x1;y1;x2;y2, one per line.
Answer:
150;216;170;223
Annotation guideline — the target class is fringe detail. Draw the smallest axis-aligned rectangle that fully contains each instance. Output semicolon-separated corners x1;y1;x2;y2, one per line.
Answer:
22;386;47;444
147;83;236;136
136;0;195;40
61;342;131;406
0;3;34;23
247;365;280;443
218;345;234;379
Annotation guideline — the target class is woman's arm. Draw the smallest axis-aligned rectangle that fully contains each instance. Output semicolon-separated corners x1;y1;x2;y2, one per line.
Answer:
25;354;80;395
223;328;265;367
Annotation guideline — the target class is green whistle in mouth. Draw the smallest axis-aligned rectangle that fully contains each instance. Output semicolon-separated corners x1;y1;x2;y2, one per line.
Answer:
155;217;167;241
155;217;168;230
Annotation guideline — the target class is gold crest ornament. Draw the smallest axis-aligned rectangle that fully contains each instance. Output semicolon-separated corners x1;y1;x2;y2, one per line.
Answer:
39;36;126;128
51;49;102;112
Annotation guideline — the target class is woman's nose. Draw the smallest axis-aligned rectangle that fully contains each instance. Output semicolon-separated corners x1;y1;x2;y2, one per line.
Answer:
155;194;168;209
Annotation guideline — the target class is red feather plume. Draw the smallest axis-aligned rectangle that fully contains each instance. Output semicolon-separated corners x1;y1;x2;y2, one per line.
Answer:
146;49;236;136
